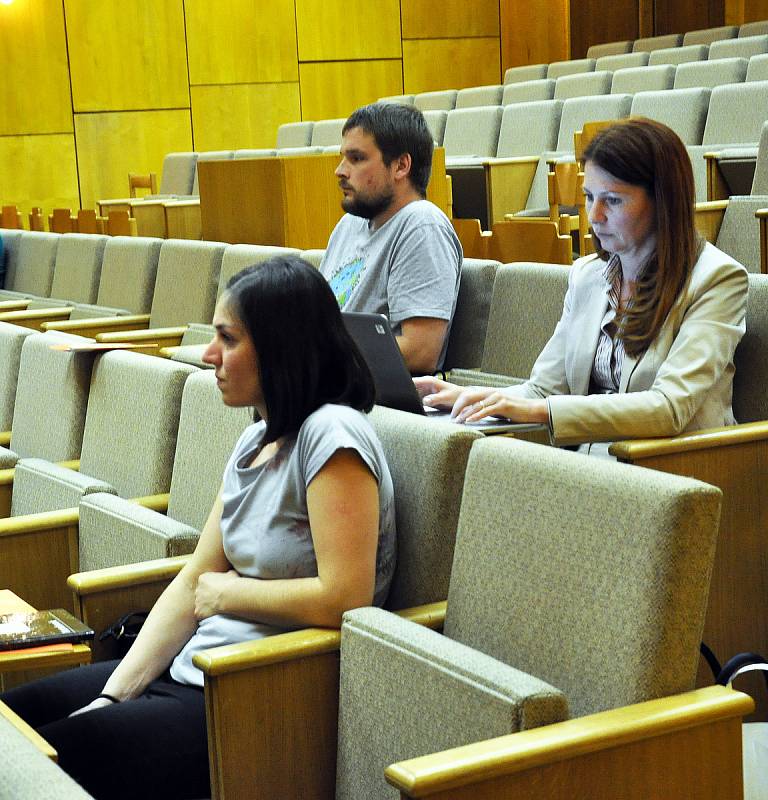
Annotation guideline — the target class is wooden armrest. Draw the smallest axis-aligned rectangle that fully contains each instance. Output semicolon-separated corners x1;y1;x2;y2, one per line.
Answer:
385;686;753;799
695;200;729;213
165;198;200;208
0;307;74;331
0;430;10;447
0;300;30;311
96;326;188;345
609;419;768;460
0;506;79;538
42;314;151;337
755;207;768;218
159;345;182;358
133;492;170;512
485;160;540;223
68;553;188;595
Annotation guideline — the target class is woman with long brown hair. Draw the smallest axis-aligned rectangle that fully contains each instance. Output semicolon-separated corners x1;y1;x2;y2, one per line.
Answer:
416;118;748;449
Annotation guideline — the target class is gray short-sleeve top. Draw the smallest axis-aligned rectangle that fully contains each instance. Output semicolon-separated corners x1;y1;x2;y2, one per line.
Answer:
170;404;396;686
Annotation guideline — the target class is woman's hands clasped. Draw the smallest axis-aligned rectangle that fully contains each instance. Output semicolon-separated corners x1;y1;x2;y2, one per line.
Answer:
194;569;240;620
413;377;549;425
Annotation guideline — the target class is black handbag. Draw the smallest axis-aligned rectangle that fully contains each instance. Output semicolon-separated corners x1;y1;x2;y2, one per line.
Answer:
98;611;149;658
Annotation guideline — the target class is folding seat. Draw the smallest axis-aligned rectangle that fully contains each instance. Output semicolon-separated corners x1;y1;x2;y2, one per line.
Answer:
709;33;768;60
594;50;649;71
553;70;612;99
740;20;768;37
746;52;768;81
546;58;595;79
0;232;59;303
648;43;709;66
421;109;447;145
683;25;738;46
377;94;415;105
503;64;547;84
348;439;742;800
448;261;569;388
630;87;710;145
586;39;633;58
442;106;503;165
442;258;499;372
0;349;197;611
633;33;683;52
0;323;36;441
78;370;250;573
454;84;503;109
501;78;555;104
611;63;675;93
673;56;748;89
278;117;346;156
0;233;107;329
413;89;457;111
68;407;483;798
276;121;313;148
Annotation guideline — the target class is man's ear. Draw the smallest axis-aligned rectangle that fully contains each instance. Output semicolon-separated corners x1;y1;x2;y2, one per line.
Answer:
393;152;412;182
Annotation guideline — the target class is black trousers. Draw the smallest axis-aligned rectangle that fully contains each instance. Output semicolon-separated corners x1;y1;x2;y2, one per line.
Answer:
1;660;209;800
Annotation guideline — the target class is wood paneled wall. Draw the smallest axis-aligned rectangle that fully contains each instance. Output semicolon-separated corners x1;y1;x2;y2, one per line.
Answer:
0;0;763;214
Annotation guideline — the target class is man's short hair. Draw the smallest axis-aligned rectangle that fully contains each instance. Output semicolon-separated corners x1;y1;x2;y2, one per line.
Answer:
343;103;434;196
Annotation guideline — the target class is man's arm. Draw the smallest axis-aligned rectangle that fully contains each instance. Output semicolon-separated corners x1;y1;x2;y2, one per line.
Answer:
396;317;449;374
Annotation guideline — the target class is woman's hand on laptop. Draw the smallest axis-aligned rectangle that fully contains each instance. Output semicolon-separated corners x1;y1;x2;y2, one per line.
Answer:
413;376;463;410
452;389;550;425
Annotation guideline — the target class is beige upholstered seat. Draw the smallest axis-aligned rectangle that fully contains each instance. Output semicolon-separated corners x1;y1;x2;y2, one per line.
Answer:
553;70;612;99
421;109;448;145
740;20;768;38
674;56;748;89
0;231;59;302
413;89;457;111
611;63;675;93
336;435;722;798
630;87;711;145
633;33;683;52
586;40;633;59
276;120;314;147
648;43;709;66
501;78;555;104
747;52;768;81
443;106;504;163
546;57;596;79
503;64;547;84
454;84;503;109
683;25;738;46
0;322;36;435
709;33;768;60
377;94;415;105
595;50;649;71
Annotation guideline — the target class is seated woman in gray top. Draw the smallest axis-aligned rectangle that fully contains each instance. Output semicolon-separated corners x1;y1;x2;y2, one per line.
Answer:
1;257;396;800
415;118;747;449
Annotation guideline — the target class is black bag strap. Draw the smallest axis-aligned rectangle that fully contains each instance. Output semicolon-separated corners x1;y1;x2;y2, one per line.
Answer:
98;611;149;643
715;651;768;692
700;641;722;681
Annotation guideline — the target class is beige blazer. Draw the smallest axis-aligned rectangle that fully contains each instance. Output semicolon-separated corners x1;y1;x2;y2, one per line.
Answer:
508;243;748;445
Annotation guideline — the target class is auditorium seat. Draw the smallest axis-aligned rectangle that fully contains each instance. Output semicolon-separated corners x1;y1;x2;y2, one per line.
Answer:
594;50;649;71
648;43;709;66
740;20;768;37
673;56;748;89
553;70;612;99
633;33;683;52
683;25;738;46
0;231;59;303
585;40;633;59
413;89;458;111
337;435;727;798
503;64;547;84
610;63;675;93
709;33;768;60
501;78;555;104
630;87;710;145
746;52;768;80
421;109;448;145
454;84;503;108
546;57;596;79
442;106;504;164
0;323;36;443
377;93;415;105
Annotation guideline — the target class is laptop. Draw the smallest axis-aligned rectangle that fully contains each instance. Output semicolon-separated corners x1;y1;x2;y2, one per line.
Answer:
342;312;545;435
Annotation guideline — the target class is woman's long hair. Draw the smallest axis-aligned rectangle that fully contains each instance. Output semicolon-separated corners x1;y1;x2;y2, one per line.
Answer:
583;117;703;357
223;256;375;444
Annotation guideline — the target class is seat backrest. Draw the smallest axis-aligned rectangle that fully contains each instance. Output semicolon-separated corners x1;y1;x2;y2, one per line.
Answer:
442;106;503;158
715;197;766;272
159;152;198;195
49;233;108;304
556;93;632;151
683;25;738;46
547;57;596;79
276;121;314;148
191;150;235;196
586;40;633;59
709;33;768;60
10;331;96;462
0;321;35;431
310;118;346;147
413;89;457;111
149;239;226;328
503;64;547;84
377;94;415;106
78;350;197;498
167;370;251;529
554;70;612;99
630;87;710;145
633;33;683;52
611;63;675;93
11;231;59;296
496;99;562;158
703;80;768;145
674;57;748;89
215;243;302;300
454;84;503;109
740;20;768;37
233;148;276;159
747;52;768;81
443;258;499;371
595;51;649;71
444;436;722;718
94;236;162;314
0;229;24;288
421;109;448;145
298;248;325;269
648;43;708;66
368;406;481;609
501;78;555;104
733;273;768;423
751;120;768;193
480;262;569;378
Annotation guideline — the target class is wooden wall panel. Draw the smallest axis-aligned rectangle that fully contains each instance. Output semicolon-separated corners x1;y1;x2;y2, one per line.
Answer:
299;60;403;121
191;84;301;150
0;135;79;216
403;39;501;93
0;1;72;135
570;0;639;59
654;0;724;35
75;110;193;208
296;0;402;61
731;0;768;21
185;0;298;85
64;0;189;112
500;0;569;69
401;0;500;38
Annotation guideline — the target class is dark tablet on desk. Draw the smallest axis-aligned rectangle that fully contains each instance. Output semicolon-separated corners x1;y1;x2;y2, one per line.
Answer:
0;609;95;650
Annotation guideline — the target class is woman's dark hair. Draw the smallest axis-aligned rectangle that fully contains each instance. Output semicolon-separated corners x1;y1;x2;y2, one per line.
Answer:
223;256;375;443
583;117;703;357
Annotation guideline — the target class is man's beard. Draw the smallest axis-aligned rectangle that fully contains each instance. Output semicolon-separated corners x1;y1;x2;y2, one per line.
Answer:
342;188;394;220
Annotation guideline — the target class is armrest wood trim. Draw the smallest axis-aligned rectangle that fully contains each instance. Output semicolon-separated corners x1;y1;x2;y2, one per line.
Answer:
96;326;188;344
0;431;10;448
384;686;753;795
0;507;79;538
68;554;189;594
133;493;170;512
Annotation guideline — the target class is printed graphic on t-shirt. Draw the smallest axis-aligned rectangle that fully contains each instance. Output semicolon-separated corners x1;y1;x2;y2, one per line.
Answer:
328;256;365;308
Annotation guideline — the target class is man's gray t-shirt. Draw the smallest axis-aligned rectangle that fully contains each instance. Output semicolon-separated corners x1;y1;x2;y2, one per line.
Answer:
170;404;396;687
320;199;462;369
